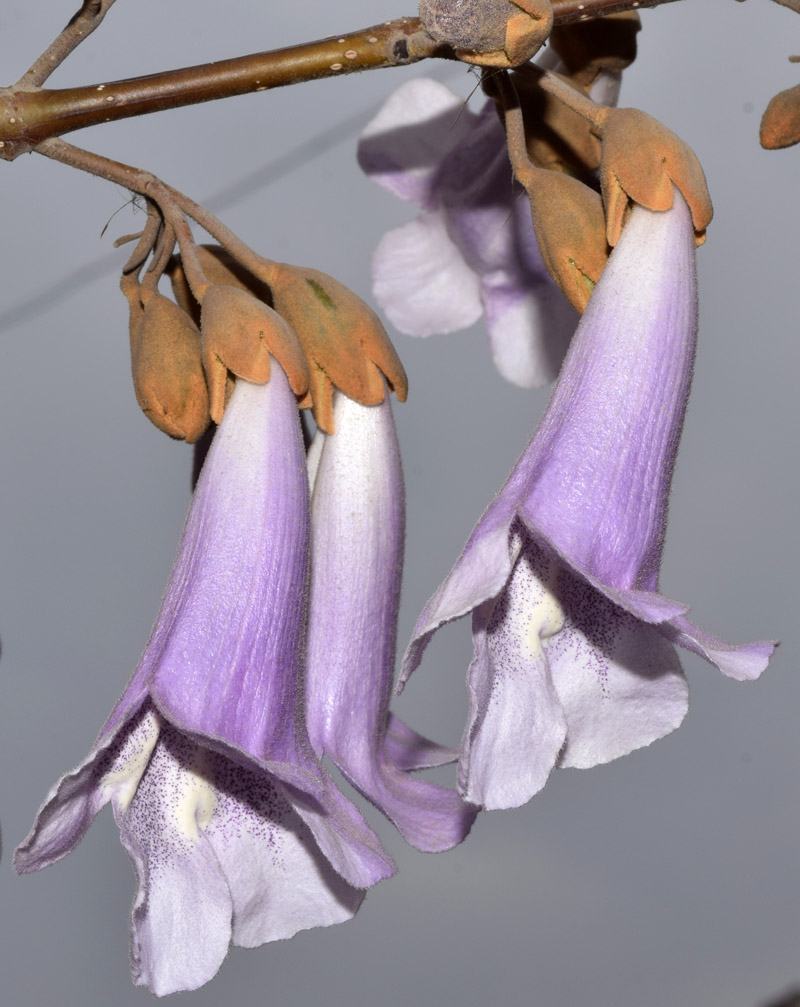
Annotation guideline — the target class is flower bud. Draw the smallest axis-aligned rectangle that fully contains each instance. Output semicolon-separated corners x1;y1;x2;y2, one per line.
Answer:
265;263;408;434
123;277;210;443
597;108;712;247
419;0;552;68
199;285;308;423
548;12;640;90
760;82;800;150
519;168;609;314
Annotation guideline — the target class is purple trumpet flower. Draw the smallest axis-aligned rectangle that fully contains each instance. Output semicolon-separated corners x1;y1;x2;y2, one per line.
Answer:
401;192;776;812
15;370;394;996
305;391;477;851
358;77;577;388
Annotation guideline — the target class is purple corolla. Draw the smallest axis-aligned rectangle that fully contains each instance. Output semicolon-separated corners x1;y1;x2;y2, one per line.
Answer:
358;77;577;388
400;192;776;812
304;391;477;852
15;369;394;996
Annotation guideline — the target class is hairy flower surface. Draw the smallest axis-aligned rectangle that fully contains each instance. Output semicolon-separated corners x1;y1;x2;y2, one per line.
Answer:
15;371;394;996
400;193;775;812
305;391;477;851
358;77;577;388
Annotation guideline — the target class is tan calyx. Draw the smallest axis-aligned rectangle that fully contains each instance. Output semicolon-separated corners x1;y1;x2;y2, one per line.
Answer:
121;275;210;443
596;107;713;247
492;69;608;314
760;82;800;149
199;285;308;424
548;13;640;90
261;262;408;434
521;168;609;314
168;245;272;325
171;246;406;434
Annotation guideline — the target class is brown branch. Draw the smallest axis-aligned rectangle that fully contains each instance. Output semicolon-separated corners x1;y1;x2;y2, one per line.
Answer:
0;0;683;161
19;0;120;89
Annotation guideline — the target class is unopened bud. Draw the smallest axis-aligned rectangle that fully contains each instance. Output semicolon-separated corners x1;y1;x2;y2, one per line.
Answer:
419;0;552;68
200;285;308;423
168;245;272;325
760;82;800;150
549;13;640;90
520;168;609;314
597;107;712;246
265;263;407;434
126;285;210;443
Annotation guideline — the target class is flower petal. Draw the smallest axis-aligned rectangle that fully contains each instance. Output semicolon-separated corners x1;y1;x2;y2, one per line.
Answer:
15;701;158;873
119;722;233;997
460;536;568;810
660;614;776;682
357;78;477;208
546;560;689;769
373;214;483;337
400;521;518;691
200;751;364;948
483;272;575;388
384;713;458;769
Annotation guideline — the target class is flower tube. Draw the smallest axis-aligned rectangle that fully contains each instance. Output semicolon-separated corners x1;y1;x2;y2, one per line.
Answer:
401;192;775;811
15;369;394;996
305;391;477;852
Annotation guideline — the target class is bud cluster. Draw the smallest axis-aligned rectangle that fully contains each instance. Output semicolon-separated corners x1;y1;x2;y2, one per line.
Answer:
121;211;408;439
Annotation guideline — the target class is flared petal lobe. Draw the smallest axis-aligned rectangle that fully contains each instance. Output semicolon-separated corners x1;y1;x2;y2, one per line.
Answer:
305;392;476;851
402;193;774;810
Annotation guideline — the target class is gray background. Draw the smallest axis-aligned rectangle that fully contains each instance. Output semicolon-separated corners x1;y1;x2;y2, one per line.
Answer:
0;1;798;1004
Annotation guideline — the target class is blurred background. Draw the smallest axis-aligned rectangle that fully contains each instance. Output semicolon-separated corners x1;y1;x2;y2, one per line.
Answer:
0;1;798;1004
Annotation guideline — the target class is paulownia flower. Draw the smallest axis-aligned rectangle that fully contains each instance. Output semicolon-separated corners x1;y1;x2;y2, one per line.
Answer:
358;77;577;388
305;390;477;852
15;369;394;996
400;192;775;812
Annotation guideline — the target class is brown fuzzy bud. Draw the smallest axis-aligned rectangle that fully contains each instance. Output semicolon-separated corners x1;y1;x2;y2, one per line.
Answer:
549;13;640;90
200;285;308;423
519;168;609;314
597;108;712;247
760;83;800;150
266;264;408;434
419;0;552;68
168;246;272;325
125;283;210;443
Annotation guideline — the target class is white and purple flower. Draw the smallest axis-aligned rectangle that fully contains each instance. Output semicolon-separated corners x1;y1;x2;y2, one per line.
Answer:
358;76;578;388
305;390;477;852
15;370;394;996
400;192;776;811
